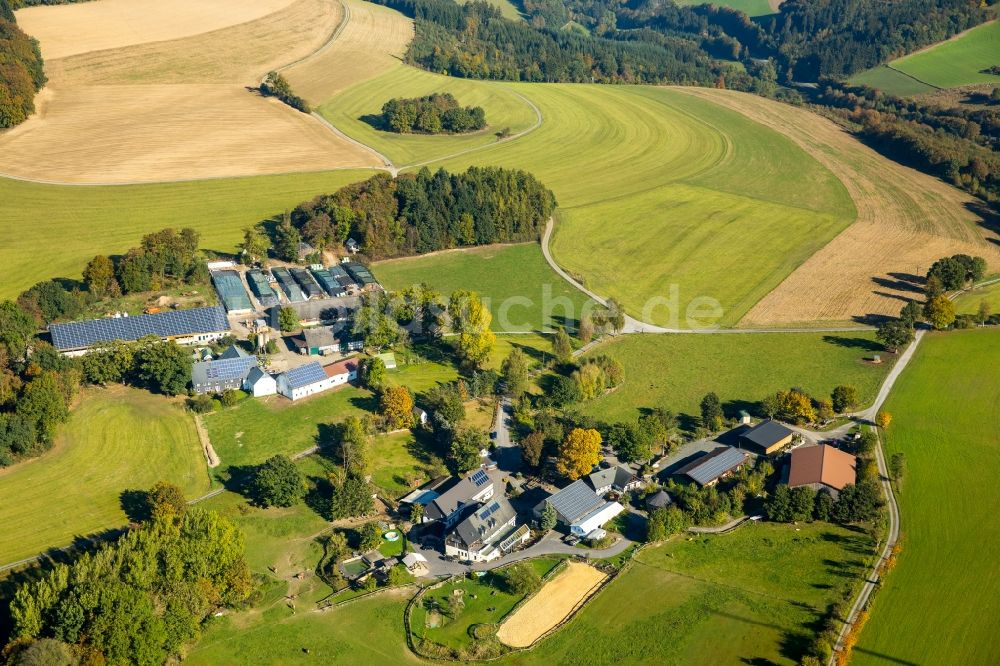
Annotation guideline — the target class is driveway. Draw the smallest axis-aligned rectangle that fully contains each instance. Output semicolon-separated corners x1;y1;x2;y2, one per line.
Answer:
491;397;522;472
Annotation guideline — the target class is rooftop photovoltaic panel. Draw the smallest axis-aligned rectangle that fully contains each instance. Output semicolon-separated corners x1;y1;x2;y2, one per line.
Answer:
547;479;604;524
204;356;257;381
682;447;748;486
50;306;229;351
470;469;490;487
284;362;327;390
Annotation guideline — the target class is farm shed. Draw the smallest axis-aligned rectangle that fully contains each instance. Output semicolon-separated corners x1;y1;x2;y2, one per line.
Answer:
310;266;348;297
673;446;749;487
323;358;358;386
291;267;324;300
276;362;337;401
344;261;378;289
243;367;277;397
787;445;857;498
246;269;279;308
645;490;672;511
49;306;230;356
270;267;305;302
211;270;253;313
739;419;795;455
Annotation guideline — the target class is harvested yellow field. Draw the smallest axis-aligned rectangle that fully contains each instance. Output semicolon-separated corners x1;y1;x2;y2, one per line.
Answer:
0;85;380;183
2;0;384;183
678;87;1000;326
283;0;414;105
496;562;607;648
46;0;341;85
16;0;297;60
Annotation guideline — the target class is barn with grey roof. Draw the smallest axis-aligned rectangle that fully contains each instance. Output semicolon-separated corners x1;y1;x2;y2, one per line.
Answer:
673;446;749;487
49;306;230;356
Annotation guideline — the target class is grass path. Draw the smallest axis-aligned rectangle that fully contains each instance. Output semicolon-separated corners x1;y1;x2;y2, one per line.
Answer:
0;386;210;565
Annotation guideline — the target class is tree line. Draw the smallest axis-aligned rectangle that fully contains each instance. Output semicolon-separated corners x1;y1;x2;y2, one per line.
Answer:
288;166;556;259
5;492;253;665
0;0;46;129
379;93;486;134
259;71;309;113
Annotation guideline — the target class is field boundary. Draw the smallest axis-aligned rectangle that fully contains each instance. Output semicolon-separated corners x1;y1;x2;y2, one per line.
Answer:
883;64;943;91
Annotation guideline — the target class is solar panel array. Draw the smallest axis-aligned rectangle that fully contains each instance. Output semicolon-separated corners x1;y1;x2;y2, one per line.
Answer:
685;447;748;486
271;268;305;302
284;362;328;390
205;356;257;381
470;469;490;487
547;479;604;523
50;306;229;351
246;270;278;307
478;501;502;520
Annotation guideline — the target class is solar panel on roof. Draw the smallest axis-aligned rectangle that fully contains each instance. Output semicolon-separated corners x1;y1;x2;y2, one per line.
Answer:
686;448;747;486
50;306;229;351
285;362;328;389
202;356;257;381
470;470;489;487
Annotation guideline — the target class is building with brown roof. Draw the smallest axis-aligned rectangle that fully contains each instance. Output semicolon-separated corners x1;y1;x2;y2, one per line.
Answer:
787;445;857;498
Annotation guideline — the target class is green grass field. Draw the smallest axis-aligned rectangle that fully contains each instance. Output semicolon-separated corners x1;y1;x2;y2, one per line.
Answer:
0;386;210;565
374;243;597;333
369;430;445;499
581;331;894;423
889;20;1000;90
674;0;775;17
0;170;368;301
459;0;523;20
502;522;874;665
855;330;1000;665
847;65;937;96
952;279;1000;314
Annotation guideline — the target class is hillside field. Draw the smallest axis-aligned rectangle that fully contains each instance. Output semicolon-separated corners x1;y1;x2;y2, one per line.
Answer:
953;279;1000;314
0;169;367;301
675;0;775;17
885;20;1000;91
848;66;937;96
3;0;383;183
581;332;895;424
373;243;597;333
855;330;1000;665
0;387;210;566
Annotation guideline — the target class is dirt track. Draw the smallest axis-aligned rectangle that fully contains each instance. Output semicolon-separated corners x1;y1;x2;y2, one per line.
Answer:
496;562;606;648
678;88;1000;326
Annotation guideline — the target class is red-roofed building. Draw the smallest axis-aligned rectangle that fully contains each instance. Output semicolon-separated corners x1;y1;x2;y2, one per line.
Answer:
787;445;857;498
323;358;358;386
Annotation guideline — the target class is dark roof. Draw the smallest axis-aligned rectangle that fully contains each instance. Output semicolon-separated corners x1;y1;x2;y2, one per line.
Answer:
673;446;748;486
344;262;377;286
589;465;636;491
425;470;492;521
282;362;328;390
291;267;324;299
218;345;249;360
246;269;278;307
310;267;348;297
740;420;794;450
447;496;516;550
545;479;604;524
50;306;229;351
271;267;305;302
788;445;857;491
245;366;273;386
645;490;672;509
211;270;252;312
192;355;257;387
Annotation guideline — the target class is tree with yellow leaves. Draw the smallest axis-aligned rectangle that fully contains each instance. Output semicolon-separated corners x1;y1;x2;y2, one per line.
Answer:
556;428;602;480
875;410;892;429
379;385;414;431
448;290;496;369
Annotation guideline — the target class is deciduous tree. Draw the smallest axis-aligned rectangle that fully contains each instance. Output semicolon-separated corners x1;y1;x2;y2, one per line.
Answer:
555;428;602;480
501;347;530;398
380;385;414;430
449;290;495;368
831;385;860;413
250;454;304;508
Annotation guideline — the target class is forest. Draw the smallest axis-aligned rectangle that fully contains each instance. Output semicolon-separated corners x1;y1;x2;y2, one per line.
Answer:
379;93;486;133
0;0;46;128
289;166;557;259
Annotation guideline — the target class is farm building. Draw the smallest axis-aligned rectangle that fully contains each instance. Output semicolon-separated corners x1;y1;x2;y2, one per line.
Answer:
211;270;253;313
673;446;749;487
191;349;258;394
424;469;495;528
787;445;857;498
49;306;230;356
588;465;642;496
276;362;338;401
290;267;324;300
327;264;357;291
444;496;524;562
310;266;348;298
346;238;360;253
268;296;360;329
270;267;305;302
245;269;279;308
537;479;624;538
295;326;361;356
323;358;358;386
739;420;795;455
401;553;429;576
243;367;277;397
343;261;378;289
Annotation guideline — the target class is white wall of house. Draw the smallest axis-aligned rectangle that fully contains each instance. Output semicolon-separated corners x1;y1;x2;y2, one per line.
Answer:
245;374;277;397
277;375;337;401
